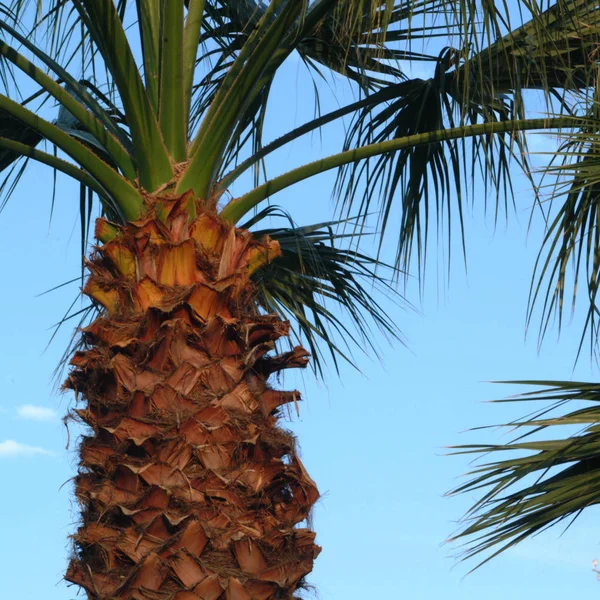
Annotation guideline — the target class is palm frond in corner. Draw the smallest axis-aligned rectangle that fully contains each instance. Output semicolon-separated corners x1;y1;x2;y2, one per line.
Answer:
525;105;600;360
449;380;600;568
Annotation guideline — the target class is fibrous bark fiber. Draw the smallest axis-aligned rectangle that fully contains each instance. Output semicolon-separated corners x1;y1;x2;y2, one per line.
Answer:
65;195;320;600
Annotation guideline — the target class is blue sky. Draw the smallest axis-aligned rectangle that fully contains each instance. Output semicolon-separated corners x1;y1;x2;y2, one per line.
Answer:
2;27;600;600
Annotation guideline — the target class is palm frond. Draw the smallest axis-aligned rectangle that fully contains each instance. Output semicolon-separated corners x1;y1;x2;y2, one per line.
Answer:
245;206;407;375
527;110;600;360
449;380;600;568
333;57;526;273
296;0;441;89
460;0;600;96
328;0;600;277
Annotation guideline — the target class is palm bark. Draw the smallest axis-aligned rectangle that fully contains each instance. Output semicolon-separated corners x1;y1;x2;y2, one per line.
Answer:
64;194;320;600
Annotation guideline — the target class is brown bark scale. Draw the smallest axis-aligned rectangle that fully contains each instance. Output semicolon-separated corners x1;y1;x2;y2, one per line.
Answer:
64;195;320;600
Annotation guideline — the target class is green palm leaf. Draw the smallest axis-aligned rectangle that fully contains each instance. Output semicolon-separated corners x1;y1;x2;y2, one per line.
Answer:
527;113;600;359
450;380;600;568
247;207;406;374
333;61;524;272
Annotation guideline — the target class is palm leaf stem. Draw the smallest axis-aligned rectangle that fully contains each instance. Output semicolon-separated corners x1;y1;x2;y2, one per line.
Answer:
0;136;105;197
186;0;287;155
0;18;130;149
0;41;137;181
135;0;161;114
183;0;206;128
76;0;173;191
0;94;143;219
217;82;416;194
159;0;186;161
222;117;581;223
179;0;304;197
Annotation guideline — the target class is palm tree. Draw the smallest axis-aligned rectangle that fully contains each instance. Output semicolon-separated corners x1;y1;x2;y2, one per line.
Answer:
1;0;599;596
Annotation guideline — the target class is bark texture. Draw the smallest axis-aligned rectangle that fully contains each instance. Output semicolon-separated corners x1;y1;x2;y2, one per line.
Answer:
65;195;320;600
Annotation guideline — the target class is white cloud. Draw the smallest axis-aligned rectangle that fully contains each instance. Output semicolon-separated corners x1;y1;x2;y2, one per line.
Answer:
17;404;57;421
0;440;54;458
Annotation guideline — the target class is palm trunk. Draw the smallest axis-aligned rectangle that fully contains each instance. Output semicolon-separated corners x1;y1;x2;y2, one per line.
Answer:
64;194;320;600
